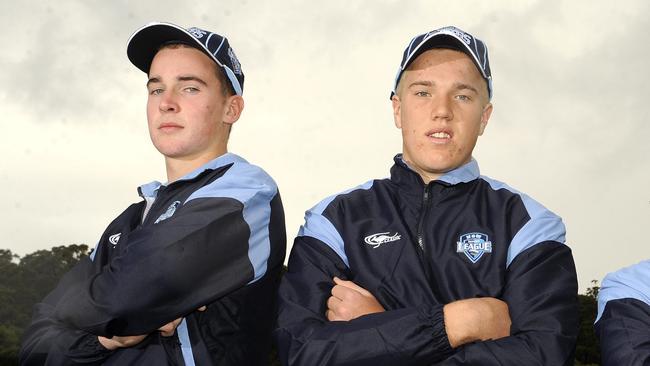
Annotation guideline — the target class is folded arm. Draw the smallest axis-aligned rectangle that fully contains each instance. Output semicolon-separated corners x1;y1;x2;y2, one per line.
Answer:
53;197;262;337
275;236;456;366
436;241;579;365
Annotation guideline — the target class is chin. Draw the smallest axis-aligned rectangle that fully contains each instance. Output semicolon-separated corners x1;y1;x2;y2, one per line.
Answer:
155;145;189;159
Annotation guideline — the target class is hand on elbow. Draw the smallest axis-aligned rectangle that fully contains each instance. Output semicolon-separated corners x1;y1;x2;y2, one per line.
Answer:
443;297;511;348
326;277;385;321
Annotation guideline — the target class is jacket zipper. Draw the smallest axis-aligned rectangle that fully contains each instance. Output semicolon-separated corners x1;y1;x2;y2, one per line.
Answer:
415;183;435;284
417;183;432;252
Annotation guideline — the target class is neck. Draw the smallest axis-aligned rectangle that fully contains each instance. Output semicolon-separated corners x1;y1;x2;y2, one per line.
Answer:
165;147;227;183
414;168;441;185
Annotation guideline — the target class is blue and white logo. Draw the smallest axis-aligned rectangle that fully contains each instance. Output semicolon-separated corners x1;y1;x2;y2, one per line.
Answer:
155;201;181;224
364;232;401;249
187;27;207;39
228;47;242;75
108;233;121;246
456;232;493;263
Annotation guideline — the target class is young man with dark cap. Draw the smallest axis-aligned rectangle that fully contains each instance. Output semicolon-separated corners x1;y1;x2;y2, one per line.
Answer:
20;21;286;365
596;260;650;365
275;26;578;365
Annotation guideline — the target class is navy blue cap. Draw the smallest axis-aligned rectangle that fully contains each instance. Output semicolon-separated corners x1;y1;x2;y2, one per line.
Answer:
391;26;492;100
127;22;244;95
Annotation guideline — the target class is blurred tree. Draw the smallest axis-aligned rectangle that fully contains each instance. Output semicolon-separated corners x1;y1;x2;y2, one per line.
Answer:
13;244;90;329
0;244;89;364
0;249;21;365
575;280;601;365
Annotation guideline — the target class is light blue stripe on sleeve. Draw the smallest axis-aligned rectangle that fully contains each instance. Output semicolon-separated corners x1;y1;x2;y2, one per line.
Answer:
185;154;277;284
297;180;374;268
481;176;566;268
596;260;650;322
177;319;196;366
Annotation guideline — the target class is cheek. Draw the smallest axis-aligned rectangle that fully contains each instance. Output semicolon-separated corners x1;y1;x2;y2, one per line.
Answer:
146;101;158;122
202;102;221;122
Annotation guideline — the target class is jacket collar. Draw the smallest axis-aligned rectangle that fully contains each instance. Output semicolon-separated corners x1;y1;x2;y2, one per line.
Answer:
138;153;247;199
392;154;480;187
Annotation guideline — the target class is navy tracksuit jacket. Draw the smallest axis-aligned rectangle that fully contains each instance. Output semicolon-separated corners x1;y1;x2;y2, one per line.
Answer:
275;155;579;365
596;260;650;366
20;153;286;365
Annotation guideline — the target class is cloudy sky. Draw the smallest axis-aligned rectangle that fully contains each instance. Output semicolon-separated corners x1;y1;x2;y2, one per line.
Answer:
1;0;648;291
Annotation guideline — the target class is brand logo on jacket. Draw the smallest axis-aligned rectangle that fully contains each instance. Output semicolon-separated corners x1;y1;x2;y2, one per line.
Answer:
108;233;121;246
456;232;492;263
155;201;181;224
364;232;402;249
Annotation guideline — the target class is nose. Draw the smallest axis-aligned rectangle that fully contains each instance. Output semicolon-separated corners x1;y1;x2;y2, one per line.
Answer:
431;96;453;121
159;91;179;113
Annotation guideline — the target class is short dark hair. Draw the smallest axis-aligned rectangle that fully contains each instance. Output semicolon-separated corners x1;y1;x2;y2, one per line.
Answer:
156;42;234;97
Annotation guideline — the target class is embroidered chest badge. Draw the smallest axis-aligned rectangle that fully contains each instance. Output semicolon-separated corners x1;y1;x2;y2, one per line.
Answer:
364;232;401;249
108;233;121;246
456;232;493;263
155;201;181;224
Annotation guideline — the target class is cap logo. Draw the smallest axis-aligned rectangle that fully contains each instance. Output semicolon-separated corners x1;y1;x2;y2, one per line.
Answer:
187;27;207;39
228;47;242;75
432;26;472;45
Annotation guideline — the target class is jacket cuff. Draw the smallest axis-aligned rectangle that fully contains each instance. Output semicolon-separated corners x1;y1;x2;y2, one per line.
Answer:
65;333;114;362
422;304;453;357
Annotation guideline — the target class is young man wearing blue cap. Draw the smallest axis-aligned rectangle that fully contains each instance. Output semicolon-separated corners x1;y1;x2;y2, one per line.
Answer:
596;260;650;365
20;22;286;365
275;26;578;365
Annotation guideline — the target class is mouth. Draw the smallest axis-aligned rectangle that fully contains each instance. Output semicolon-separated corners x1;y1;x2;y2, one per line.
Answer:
159;122;183;131
428;131;451;139
426;129;452;143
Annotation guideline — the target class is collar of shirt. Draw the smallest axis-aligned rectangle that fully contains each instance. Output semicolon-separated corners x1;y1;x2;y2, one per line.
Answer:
137;152;248;199
395;153;480;186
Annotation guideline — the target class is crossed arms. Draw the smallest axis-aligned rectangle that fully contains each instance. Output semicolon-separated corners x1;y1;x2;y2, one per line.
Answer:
20;197;265;364
274;236;579;365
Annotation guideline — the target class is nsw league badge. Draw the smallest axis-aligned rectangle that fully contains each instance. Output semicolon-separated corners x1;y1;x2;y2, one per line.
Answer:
456;232;493;263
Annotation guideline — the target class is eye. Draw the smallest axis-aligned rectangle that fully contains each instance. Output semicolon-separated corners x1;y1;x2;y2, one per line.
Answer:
183;86;200;93
415;90;430;97
455;94;471;101
149;88;163;96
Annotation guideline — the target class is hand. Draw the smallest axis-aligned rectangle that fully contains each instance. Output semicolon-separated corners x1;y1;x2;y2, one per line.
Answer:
98;305;209;349
443;297;511;348
98;334;147;350
326;277;385;321
158;317;183;337
158;306;207;337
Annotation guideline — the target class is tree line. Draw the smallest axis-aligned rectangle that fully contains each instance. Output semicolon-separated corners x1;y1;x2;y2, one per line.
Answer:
0;245;600;365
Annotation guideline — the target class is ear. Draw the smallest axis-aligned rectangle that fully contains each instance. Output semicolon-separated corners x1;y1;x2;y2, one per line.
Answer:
223;95;244;125
392;95;402;129
478;102;492;136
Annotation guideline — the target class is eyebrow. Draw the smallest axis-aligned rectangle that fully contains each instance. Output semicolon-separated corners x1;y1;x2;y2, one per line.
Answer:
146;75;209;88
407;80;433;89
453;82;479;94
408;80;479;94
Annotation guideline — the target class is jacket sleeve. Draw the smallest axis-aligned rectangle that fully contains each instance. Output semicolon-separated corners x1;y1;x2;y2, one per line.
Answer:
274;236;454;366
595;260;650;366
53;192;275;337
436;241;579;366
19;258;115;365
596;299;650;365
